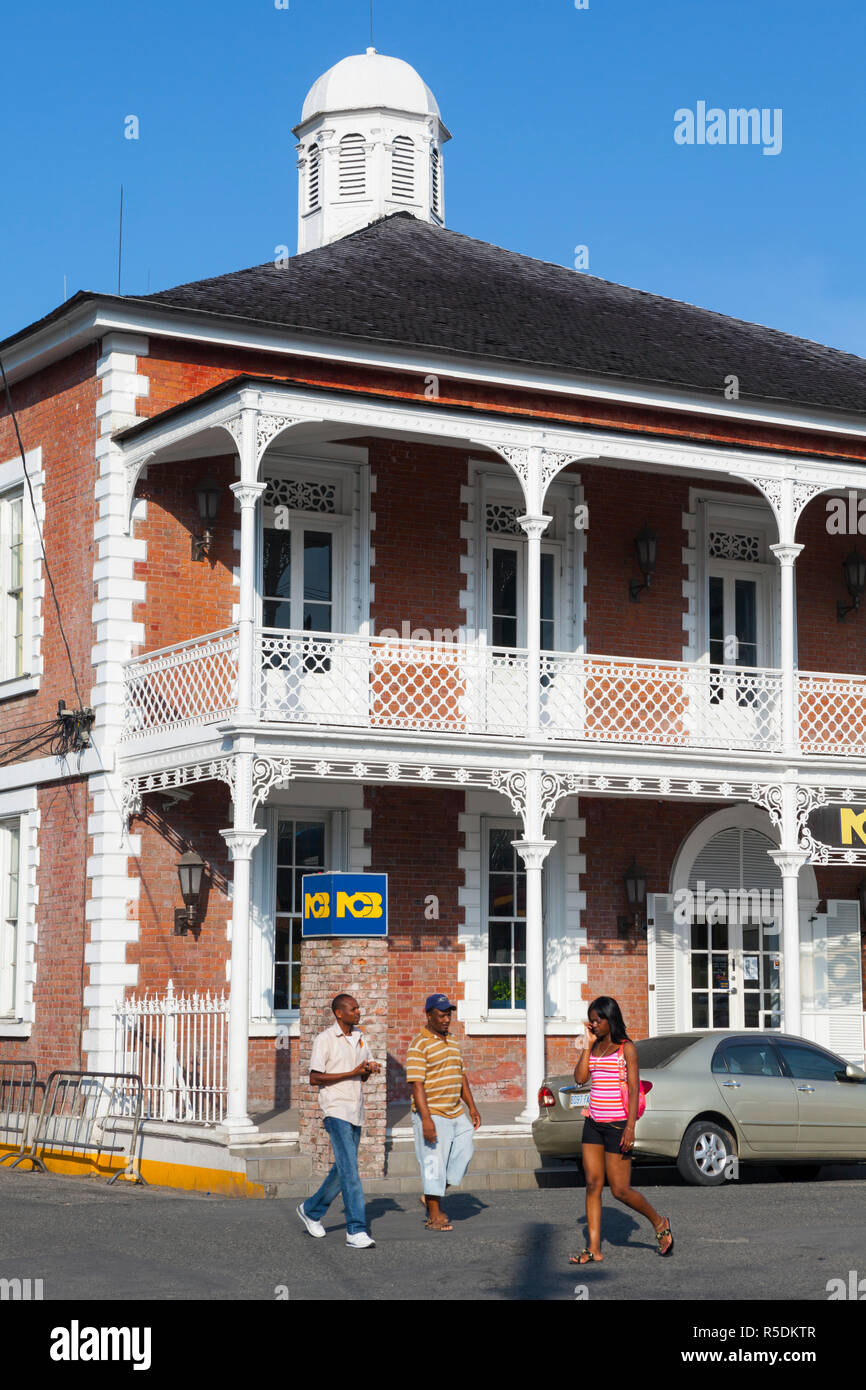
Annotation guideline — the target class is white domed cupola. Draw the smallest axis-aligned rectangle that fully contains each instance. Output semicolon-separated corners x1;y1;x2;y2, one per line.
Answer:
294;48;451;253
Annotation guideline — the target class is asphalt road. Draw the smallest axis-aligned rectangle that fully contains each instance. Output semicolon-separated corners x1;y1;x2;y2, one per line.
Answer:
1;1163;864;1304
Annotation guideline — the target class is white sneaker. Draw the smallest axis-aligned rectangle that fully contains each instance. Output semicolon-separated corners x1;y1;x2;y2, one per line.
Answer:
296;1203;326;1238
346;1232;376;1249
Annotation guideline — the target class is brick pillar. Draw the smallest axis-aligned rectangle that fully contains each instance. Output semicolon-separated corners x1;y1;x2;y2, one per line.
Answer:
298;938;389;1179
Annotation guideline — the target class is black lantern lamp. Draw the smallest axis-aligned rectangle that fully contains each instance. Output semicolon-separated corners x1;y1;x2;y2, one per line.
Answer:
624;860;648;935
192;477;222;561
629;524;658;602
175;850;206;935
837;549;866;622
858;880;866;919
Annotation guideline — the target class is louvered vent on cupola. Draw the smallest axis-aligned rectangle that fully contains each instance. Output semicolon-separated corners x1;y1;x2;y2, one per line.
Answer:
391;135;415;200
339;133;367;196
431;146;442;219
307;144;320;212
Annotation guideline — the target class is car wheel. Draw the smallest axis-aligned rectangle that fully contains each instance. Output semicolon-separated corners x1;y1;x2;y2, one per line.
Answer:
677;1119;736;1186
778;1163;822;1182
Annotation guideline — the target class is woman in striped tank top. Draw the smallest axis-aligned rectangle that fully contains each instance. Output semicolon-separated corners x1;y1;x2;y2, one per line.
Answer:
569;996;674;1265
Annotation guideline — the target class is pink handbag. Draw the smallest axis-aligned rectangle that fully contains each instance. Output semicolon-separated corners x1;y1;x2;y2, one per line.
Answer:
618;1046;652;1119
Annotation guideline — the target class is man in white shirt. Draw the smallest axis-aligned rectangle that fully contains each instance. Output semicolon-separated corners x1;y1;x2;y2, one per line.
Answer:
296;993;380;1249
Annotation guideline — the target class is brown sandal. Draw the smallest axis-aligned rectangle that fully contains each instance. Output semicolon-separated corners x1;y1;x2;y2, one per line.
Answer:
425;1216;453;1232
655;1218;674;1256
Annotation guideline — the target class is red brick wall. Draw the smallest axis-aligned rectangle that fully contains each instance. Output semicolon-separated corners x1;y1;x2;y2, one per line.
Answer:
139;336;866;466
795;493;866;675
580;797;722;1041
133;455;237;652
0;348;97;751
367;439;467;635
0;779;89;1070
582;466;690;659
127;785;232;996
124;783;296;1114
364;785;465;1101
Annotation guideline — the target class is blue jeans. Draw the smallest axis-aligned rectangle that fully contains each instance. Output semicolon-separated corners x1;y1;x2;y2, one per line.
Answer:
411;1111;475;1197
303;1117;367;1236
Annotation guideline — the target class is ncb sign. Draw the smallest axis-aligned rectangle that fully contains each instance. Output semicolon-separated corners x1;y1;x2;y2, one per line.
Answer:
301;873;388;937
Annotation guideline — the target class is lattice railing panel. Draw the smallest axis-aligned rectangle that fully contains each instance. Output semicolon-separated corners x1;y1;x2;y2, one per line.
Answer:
258;630;527;737
540;654;782;752
123;629;239;739
799;673;866;756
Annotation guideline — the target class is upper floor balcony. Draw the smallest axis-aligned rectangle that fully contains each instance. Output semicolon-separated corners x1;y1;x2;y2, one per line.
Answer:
119;625;866;761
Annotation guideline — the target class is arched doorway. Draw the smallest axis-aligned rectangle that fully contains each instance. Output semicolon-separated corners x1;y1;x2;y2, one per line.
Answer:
647;807;818;1034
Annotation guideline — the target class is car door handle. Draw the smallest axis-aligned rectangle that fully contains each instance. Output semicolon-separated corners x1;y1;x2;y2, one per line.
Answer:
721;1081;741;1088
796;1085;816;1093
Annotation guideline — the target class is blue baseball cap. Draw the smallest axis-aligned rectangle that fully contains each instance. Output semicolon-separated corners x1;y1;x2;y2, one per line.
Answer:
425;993;457;1013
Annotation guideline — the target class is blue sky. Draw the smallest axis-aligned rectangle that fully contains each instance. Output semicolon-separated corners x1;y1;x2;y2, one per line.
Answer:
2;0;865;357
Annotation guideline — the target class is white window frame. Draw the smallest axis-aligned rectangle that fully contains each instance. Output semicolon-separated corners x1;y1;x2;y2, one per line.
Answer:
486;534;563;650
0;449;43;700
249;785;371;1037
0;787;38;1038
256;454;367;636
467;461;584;654
692;494;780;669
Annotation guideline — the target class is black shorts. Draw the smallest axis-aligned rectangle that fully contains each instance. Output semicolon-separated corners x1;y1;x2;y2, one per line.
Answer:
581;1115;628;1155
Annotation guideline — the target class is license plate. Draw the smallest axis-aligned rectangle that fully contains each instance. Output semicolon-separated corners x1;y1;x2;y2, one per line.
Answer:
569;1092;590;1109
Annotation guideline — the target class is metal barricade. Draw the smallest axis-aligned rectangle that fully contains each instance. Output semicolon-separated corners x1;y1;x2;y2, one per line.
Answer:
12;1070;147;1184
0;1060;38;1166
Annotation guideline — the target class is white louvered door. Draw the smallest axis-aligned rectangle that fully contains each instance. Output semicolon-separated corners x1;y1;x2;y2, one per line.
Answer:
801;901;864;1065
647;894;681;1034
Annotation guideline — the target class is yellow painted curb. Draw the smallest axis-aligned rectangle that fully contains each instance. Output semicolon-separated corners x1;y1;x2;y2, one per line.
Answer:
0;1143;266;1197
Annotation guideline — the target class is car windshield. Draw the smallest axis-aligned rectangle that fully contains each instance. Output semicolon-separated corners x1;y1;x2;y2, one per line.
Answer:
635;1035;700;1069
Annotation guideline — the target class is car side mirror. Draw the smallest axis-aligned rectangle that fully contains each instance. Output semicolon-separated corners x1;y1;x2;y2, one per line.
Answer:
837;1064;866;1083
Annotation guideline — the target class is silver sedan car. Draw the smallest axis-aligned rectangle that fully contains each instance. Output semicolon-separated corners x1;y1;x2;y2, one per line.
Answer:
532;1031;866;1185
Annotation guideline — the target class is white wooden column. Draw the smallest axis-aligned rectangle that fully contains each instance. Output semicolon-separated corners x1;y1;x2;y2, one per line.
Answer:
517;445;552;740
769;780;808;1038
513;764;555;1124
221;746;265;1138
770;541;803;757
231;475;266;722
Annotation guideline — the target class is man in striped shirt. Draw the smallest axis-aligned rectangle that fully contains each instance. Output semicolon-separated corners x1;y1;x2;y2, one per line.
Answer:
406;993;481;1232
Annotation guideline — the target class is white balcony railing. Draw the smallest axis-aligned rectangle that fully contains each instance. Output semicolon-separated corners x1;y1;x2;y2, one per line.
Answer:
121;626;796;754
798;670;866;756
122;628;239;738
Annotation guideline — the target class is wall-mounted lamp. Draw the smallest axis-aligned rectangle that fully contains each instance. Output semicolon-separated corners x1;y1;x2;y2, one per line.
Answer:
175;849;206;935
837;549;866;622
623;859;648;936
192;477;222;561
629;524;658;602
858;881;866;919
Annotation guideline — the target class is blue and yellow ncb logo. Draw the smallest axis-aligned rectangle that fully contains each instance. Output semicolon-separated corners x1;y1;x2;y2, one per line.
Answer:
301;874;388;937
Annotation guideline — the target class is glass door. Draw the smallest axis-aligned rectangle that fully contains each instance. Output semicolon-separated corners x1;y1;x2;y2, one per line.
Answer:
487;540;557;651
260;519;357;723
706;563;774;744
688;903;781;1030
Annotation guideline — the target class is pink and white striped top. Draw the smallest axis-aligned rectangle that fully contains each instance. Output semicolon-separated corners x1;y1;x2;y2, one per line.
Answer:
587;1044;629;1122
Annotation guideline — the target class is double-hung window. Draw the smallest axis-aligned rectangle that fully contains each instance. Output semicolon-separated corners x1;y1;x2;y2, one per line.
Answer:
0;818;22;1018
0;490;25;683
273;817;327;1012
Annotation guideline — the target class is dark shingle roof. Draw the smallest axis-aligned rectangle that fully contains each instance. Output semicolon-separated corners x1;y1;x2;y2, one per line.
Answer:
0;213;832;418
131;214;865;415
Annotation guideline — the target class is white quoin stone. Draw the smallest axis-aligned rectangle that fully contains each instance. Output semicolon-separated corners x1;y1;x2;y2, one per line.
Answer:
294;48;451;253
